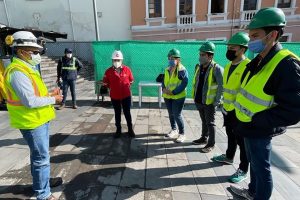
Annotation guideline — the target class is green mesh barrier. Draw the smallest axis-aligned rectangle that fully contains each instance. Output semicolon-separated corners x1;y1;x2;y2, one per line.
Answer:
93;41;300;98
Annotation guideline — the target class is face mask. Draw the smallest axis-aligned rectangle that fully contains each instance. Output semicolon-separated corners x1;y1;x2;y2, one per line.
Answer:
248;33;271;53
199;56;208;65
226;50;237;61
168;60;176;67
113;61;122;68
66;53;72;58
28;53;41;66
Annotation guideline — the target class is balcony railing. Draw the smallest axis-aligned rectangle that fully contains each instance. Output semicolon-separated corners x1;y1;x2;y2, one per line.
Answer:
241;10;257;22
177;15;195;26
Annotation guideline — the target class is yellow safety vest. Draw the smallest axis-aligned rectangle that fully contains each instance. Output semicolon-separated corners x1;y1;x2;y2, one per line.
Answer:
62;57;76;70
4;58;55;129
0;60;7;101
234;49;299;122
222;58;250;112
191;63;218;105
163;63;187;99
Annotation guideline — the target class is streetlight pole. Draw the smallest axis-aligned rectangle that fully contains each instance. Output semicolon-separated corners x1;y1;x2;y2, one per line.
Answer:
92;0;100;41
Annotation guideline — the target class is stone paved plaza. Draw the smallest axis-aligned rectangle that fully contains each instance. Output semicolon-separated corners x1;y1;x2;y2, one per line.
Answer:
0;83;300;199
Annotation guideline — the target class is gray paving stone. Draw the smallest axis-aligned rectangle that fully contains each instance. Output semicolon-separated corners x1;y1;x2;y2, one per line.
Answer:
145;189;172;200
120;158;146;188
167;159;198;193
200;193;229;200
172;191;201;200
116;187;145;200
146;158;172;190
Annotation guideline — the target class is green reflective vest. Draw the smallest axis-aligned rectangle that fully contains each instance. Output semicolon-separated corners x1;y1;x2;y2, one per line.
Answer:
222;58;250;112
4;58;55;129
191;63;217;105
163;64;186;99
62;57;76;70
234;49;299;122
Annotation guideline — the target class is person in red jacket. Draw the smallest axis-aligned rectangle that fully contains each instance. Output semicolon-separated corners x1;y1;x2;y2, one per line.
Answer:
102;50;135;138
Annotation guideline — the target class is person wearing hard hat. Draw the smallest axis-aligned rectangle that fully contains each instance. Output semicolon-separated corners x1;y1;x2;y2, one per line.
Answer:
211;32;250;183
56;48;83;109
3;31;63;200
102;50;135;138
229;8;300;200
191;41;223;153
163;48;188;143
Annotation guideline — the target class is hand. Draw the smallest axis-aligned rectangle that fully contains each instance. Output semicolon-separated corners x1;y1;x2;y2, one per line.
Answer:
56;78;62;83
163;88;173;95
54;95;63;104
50;87;61;96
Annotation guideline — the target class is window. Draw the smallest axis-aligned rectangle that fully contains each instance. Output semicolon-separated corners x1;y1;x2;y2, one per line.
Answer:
148;0;162;18
277;0;291;8
179;0;193;15
243;0;257;10
211;0;225;13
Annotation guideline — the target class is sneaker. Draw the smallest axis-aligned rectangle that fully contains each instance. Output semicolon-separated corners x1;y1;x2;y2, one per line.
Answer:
211;154;233;164
57;104;65;110
50;177;63;187
230;185;253;200
46;194;58;200
128;128;136;138
192;137;207;145
200;145;215;153
72;105;78;109
165;129;179;139
229;169;247;183
175;134;185;143
114;128;121;138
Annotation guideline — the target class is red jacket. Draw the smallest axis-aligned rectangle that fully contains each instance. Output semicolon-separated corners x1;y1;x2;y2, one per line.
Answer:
103;65;134;100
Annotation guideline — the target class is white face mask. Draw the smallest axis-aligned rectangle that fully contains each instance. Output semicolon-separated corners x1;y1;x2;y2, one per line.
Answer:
113;61;122;68
28;53;42;66
66;53;72;58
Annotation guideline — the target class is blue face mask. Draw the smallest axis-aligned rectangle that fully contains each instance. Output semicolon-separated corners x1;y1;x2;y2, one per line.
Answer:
248;39;265;53
168;60;176;67
248;33;271;53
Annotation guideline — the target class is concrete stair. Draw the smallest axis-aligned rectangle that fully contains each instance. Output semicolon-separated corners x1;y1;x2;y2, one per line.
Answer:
40;56;95;91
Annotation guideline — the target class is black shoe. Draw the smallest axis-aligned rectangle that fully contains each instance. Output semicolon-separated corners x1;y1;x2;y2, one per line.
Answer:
114;129;121;138
192;137;208;145
128;128;135;138
50;177;63;187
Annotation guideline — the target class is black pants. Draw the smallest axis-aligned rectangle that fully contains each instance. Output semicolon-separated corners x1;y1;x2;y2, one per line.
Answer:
111;96;132;130
196;103;216;147
224;111;249;173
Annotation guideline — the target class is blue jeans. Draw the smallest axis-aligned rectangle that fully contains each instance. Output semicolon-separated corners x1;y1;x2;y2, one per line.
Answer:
164;98;185;134
62;79;76;105
20;123;51;200
244;137;273;200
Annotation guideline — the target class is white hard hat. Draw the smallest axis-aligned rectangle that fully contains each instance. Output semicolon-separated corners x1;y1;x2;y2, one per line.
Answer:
111;50;123;60
11;31;43;49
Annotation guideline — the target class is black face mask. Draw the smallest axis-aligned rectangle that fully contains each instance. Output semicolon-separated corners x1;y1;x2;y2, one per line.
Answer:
226;50;237;61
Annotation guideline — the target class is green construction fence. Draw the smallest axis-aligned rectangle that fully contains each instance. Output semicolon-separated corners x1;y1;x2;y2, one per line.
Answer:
92;41;300;98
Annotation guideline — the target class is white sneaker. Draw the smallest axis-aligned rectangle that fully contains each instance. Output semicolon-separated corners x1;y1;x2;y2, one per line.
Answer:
175;134;185;143
230;185;253;200
165;129;178;138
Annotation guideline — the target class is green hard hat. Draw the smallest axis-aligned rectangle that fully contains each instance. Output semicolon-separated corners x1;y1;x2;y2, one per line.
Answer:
247;7;286;29
168;48;181;58
199;41;215;53
227;32;250;47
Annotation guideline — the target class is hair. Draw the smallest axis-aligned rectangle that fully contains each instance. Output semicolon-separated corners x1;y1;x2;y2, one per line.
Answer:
262;26;285;41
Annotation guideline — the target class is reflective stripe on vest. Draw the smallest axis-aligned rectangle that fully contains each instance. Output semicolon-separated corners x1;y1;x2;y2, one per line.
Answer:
163;64;186;99
191;63;218;105
222;59;249;112
62;57;76;70
234;49;299;122
4;58;55;129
